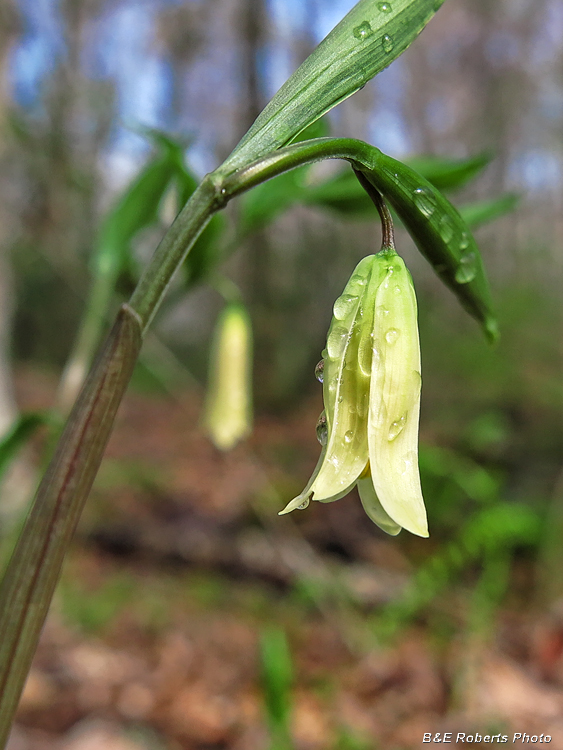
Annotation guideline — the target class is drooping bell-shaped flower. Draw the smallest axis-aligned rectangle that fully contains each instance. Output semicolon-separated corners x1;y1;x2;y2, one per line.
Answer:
280;249;428;537
204;303;253;451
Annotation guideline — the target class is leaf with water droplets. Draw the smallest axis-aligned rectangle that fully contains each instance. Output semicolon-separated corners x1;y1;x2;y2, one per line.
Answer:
219;0;446;175
359;150;498;343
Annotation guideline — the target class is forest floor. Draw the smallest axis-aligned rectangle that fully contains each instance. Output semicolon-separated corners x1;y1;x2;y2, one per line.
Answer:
6;368;563;750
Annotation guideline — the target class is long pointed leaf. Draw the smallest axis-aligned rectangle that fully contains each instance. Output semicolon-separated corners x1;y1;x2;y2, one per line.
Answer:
220;0;445;174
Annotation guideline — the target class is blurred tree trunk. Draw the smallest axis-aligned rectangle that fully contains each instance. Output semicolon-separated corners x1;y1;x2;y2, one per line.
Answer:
238;0;275;406
0;0;36;524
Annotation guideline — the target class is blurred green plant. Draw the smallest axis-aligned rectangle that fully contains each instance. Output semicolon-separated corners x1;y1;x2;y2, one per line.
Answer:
260;627;294;750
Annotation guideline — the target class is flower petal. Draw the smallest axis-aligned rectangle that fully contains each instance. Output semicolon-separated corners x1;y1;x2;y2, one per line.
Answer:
357;477;401;536
279;446;356;515
368;253;428;538
309;256;383;501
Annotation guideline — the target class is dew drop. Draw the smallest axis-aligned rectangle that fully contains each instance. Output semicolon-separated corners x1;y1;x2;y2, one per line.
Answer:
385;327;400;345
314;359;324;383
438;214;454;243
455;251;477;284
327;326;348;358
382;34;394;53
401;450;417;475
350;273;368;286
388;414;407;441
413;187;436;218
377;305;390;318
353;20;373;40
344;430;354;443
393;285;401;295
316;412;328;446
459;231;470;250
333;293;358;320
357;334;373;376
377;1;392;11
357;392;369;417
297;498;310;510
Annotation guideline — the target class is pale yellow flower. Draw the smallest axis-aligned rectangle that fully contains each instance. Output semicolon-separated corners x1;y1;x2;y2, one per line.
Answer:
204;303;253;451
280;251;428;537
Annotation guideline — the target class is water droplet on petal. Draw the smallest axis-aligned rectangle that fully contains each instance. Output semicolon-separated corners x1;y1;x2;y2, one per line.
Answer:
357;334;373;376
377;1;392;11
413;187;436;218
438;214;454;243
357;392;369;417
333;293;358;320
327;326;348;358
382;34;394;53
455;251;477;284
401;450;417;475
353;21;373;40
385;328;400;345
350;273;368;286
393;285;401;295
388;414;407;441
297;498;310;510
459;231;470;251
316;412;328;445
314;360;324;383
344;430;354;443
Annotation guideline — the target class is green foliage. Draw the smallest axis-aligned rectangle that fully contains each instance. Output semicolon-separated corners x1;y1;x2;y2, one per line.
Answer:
361;150;498;341
301;153;494;218
378;502;541;638
459;193;520;228
0;413;47;483
59;572;136;634
406;152;491;191
222;0;445;173
260;627;294;750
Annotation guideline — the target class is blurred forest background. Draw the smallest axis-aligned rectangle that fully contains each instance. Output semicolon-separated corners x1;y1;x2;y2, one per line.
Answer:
1;0;563;748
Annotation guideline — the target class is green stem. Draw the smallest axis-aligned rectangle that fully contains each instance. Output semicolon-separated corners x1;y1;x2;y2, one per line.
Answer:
353;168;396;251
0;136;378;747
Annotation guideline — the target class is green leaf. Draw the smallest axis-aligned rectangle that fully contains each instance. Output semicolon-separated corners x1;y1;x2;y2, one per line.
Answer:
220;0;445;174
238;166;308;234
0;413;47;483
361;152;498;342
96;155;175;279
302;153;493;218
405;152;491;191
238;121;330;234
460;193;520;228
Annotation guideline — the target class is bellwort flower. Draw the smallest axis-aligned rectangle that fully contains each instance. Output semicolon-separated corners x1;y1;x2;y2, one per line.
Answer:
280;250;428;537
204;303;253;451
